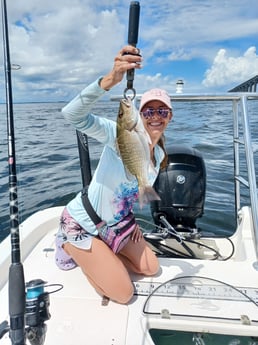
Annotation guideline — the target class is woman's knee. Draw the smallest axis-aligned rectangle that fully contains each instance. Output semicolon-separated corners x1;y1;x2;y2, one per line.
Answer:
115;283;134;304
141;255;160;276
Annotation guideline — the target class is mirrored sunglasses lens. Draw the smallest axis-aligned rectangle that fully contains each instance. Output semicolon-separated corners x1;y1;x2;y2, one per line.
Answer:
142;111;148;118
158;109;169;118
142;109;154;118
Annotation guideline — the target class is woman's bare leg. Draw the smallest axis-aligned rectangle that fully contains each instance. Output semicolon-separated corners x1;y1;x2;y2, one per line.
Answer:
118;237;160;275
63;238;134;304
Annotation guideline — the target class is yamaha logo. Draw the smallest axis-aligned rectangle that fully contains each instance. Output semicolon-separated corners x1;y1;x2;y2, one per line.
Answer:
176;175;185;184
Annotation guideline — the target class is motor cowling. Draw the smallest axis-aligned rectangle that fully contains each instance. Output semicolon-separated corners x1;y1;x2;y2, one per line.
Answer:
150;145;206;230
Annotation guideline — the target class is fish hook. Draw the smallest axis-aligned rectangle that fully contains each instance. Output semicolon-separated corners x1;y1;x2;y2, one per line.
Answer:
123;87;136;100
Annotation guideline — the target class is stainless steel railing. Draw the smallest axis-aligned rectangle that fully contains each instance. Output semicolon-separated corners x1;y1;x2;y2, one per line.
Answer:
171;93;258;256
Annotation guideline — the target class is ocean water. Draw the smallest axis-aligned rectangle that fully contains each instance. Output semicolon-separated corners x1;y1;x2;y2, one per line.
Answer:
0;98;257;242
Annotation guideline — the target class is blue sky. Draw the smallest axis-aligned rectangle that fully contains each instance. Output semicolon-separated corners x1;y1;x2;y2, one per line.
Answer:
0;0;258;102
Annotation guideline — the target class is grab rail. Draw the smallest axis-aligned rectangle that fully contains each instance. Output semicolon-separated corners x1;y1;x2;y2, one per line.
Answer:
171;94;258;257
239;96;258;240
172;94;258;257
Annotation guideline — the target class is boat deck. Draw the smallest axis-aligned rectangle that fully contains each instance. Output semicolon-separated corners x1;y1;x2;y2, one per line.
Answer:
1;206;258;344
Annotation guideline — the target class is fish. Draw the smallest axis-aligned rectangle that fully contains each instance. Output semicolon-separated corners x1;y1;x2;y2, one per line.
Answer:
116;97;160;208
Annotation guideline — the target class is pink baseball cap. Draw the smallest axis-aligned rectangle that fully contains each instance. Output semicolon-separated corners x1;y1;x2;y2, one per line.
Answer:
139;88;172;111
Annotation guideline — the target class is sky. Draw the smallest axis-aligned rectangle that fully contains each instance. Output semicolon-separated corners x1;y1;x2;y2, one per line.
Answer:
0;0;258;103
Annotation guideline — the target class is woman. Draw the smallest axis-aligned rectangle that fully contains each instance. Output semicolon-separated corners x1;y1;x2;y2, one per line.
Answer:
55;45;173;304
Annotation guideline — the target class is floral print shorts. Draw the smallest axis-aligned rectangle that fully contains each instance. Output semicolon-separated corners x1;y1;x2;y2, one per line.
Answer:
55;207;94;270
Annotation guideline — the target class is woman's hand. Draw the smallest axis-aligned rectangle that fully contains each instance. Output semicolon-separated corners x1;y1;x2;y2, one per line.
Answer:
100;45;142;91
131;224;143;243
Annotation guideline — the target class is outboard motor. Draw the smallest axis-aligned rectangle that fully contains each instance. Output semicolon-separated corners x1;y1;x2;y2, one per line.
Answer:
151;145;206;234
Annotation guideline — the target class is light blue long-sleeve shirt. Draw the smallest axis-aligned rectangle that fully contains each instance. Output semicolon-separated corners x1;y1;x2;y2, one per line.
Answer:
62;78;164;235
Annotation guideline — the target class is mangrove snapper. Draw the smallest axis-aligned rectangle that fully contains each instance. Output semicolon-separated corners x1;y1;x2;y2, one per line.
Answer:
116;98;160;208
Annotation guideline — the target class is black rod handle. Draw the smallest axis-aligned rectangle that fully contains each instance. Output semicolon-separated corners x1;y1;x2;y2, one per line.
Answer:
126;1;140;94
9;263;25;345
128;1;140;47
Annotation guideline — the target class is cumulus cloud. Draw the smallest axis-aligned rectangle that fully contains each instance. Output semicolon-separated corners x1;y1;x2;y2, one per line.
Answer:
0;0;257;100
1;2;126;102
202;47;258;88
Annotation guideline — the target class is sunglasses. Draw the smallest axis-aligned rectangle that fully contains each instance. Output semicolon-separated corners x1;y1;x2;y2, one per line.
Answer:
140;107;171;119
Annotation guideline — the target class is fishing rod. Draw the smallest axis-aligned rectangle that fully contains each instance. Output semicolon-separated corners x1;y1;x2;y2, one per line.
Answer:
0;2;52;345
77;2;141;186
1;0;26;344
